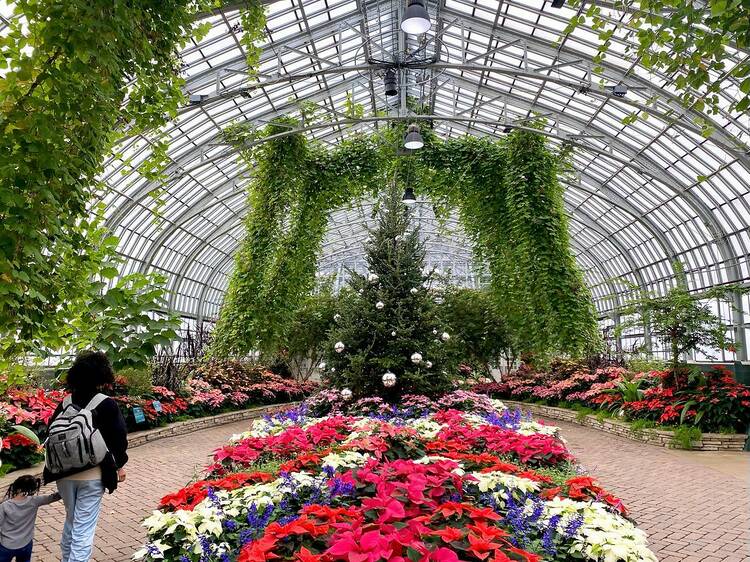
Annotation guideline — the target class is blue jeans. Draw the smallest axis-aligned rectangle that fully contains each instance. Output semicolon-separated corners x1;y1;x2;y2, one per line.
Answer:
57;479;105;562
0;541;32;562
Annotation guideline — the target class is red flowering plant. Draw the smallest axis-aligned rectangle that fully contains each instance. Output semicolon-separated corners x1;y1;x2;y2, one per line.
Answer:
0;432;44;474
0;388;66;433
136;399;656;562
475;363;750;433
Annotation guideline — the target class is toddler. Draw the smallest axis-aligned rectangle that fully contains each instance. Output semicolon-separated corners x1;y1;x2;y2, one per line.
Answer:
0;475;61;562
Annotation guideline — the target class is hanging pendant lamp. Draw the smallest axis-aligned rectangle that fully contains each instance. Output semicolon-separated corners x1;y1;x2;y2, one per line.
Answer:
401;0;431;35
403;123;424;150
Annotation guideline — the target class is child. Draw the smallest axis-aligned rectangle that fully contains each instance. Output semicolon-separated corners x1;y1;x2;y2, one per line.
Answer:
0;475;61;562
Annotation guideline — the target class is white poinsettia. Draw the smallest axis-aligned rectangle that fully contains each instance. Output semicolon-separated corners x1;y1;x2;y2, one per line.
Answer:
471;471;540;494
490;398;508;412
542;497;658;562
320;450;371;470
517;420;560;437
231;416;299;440
132;540;171;560
414;456;465;476
405;418;445;439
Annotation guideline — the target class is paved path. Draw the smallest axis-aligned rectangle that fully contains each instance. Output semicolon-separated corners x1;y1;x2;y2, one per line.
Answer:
545;418;750;562
33;419;253;562
29;416;750;561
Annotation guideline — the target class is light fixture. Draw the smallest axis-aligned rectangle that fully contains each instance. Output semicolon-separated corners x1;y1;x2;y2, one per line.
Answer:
384;69;398;97
503;125;512;133
401;0;431;35
402;187;416;205
189;94;209;105
403;123;424;149
551;0;565;7
612;84;628;97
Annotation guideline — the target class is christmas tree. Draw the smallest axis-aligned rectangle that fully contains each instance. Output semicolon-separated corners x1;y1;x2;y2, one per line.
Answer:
323;185;453;399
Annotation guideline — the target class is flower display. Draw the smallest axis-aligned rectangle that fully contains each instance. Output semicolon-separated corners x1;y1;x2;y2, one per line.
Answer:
474;364;750;433
136;396;657;562
0;363;318;476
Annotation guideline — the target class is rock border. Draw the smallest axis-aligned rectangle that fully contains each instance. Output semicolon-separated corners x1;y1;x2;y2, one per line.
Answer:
504;400;747;451
0;402;298;494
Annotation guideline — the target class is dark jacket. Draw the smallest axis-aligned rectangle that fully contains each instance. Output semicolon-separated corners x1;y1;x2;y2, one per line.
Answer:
43;391;129;494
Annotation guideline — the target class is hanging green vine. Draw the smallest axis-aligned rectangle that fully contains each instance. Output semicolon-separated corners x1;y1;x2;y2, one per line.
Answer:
0;1;268;365
0;0;230;364
210;122;387;356
213;121;600;360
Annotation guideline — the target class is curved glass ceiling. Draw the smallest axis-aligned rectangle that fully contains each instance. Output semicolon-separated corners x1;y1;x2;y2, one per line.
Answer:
5;0;749;356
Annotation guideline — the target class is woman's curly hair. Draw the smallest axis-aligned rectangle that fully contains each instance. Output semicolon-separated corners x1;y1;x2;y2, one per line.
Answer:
66;350;115;394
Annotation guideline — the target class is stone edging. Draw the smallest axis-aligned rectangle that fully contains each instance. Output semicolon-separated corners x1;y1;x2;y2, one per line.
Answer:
504;400;748;452
0;402;299;494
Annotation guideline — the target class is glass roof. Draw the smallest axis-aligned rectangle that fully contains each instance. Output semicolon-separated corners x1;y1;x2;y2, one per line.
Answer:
4;0;750;345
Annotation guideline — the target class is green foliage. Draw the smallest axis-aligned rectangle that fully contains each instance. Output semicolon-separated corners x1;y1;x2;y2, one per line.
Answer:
324;186;453;399
438;287;516;373
618;263;744;372
531;462;578;487
423;131;600;362
0;0;229;364
211;121;386;356
567;0;750;114
118;367;155;397
282;280;340;381
626;354;667;373
613;378;647;403
0;212;180;371
239;0;266;74
670;425;702;450
216;124;600;362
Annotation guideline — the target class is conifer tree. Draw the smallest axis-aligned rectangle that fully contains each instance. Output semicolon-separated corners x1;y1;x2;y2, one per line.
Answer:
324;185;452;399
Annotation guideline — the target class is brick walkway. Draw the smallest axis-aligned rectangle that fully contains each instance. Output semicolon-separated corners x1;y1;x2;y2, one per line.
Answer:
29;417;750;561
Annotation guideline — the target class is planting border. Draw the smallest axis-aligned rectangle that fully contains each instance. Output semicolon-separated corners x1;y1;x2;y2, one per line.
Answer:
0;402;298;495
503;400;747;452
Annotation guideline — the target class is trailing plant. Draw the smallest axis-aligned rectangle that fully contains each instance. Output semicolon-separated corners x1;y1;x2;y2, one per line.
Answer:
567;0;750;115
0;0;225;365
211;121;386;356
214;123;600;360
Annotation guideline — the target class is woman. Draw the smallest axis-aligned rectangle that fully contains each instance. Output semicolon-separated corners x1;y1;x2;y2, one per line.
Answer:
44;351;128;562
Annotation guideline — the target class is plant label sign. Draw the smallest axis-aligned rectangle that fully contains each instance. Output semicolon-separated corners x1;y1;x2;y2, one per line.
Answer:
132;406;146;424
152;400;163;413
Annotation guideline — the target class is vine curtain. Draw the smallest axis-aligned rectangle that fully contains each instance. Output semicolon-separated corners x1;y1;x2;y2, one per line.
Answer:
212;123;600;360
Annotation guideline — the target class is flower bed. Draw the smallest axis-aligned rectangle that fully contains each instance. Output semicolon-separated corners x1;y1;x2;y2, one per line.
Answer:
0;363;318;476
136;391;657;562
474;364;750;434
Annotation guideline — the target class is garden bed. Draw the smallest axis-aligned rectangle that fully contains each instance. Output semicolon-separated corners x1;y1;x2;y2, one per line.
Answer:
135;391;658;562
503;400;747;452
0;402;298;495
0;361;318;476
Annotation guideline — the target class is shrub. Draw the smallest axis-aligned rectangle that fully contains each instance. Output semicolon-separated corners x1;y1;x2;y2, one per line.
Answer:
118;367;153;397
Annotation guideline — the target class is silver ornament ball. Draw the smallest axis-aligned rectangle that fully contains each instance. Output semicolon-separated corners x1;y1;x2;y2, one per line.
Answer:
382;371;397;387
341;388;353;401
410;352;423;364
441;332;451;342
334;341;345;353
375;301;385;310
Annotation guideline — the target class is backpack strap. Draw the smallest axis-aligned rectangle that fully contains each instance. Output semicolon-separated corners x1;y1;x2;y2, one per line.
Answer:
84;393;108;411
